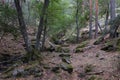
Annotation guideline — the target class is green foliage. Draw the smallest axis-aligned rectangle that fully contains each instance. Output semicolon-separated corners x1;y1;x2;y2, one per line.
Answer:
31;0;43;17
84;64;94;73
99;0;109;17
31;0;74;36
47;0;74;35
0;3;19;39
74;0;89;28
0;3;17;20
109;15;120;26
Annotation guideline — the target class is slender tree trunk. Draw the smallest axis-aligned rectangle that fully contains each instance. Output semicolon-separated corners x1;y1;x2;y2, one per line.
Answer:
35;0;49;50
110;0;116;20
110;0;116;38
98;22;102;32
41;21;47;51
14;0;31;52
104;8;109;32
89;0;93;38
94;0;98;38
76;0;79;43
27;1;30;24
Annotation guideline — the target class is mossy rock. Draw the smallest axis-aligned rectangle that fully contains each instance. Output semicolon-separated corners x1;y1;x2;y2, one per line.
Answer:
61;43;69;47
67;35;76;43
24;61;39;71
76;41;88;49
1;72;12;79
88;76;102;80
51;66;60;73
43;64;51;69
104;40;113;46
24;62;43;76
34;72;43;77
84;64;94;73
55;45;63;52
2;67;26;78
60;62;73;74
93;37;104;45
59;53;71;57
62;57;71;64
63;48;70;53
101;45;115;52
12;68;25;77
74;48;84;53
117;38;120;45
116;38;120;51
51;36;59;43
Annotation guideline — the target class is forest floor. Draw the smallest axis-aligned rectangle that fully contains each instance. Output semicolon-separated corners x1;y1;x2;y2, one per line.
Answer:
0;28;120;80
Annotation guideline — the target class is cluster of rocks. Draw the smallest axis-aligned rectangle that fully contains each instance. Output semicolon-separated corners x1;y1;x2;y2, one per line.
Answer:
51;53;73;74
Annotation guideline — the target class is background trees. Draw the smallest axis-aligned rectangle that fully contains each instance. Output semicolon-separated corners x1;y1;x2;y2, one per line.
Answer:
1;0;120;79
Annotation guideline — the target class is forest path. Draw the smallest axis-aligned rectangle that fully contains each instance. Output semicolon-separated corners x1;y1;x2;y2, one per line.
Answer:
69;39;120;80
0;28;120;80
40;39;120;80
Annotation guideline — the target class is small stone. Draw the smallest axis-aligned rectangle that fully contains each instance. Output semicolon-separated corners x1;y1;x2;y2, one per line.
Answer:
34;72;42;77
60;62;73;74
96;54;99;57
12;68;25;77
63;48;70;53
78;73;86;78
62;57;71;64
59;53;71;57
99;57;105;60
75;48;84;53
43;64;51;69
93;37;104;45
52;66;60;73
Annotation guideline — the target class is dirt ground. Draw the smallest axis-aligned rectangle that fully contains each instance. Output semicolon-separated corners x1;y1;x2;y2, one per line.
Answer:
0;29;120;80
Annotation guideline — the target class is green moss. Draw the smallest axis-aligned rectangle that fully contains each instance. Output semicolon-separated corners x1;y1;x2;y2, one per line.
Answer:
63;48;70;53
84;64;94;73
51;66;60;73
88;76;96;80
62;57;71;64
76;41;88;49
61;62;73;73
116;38;120;51
75;48;84;53
55;45;63;52
59;53;71;57
93;37;104;45
88;76;102;80
104;40;113;46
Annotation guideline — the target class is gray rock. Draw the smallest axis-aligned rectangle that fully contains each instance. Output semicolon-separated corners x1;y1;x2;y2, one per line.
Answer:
60;62;73;74
62;57;71;64
59;53;71;57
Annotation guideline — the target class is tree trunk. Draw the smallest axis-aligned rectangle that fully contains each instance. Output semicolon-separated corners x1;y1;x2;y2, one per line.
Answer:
35;0;49;50
76;0;79;43
98;22;102;32
110;0;116;20
94;0;99;38
14;0;31;52
27;1;30;24
104;7;109;33
89;0;93;38
1;0;4;4
110;0;116;38
41;17;47;51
